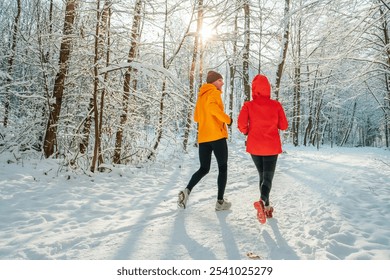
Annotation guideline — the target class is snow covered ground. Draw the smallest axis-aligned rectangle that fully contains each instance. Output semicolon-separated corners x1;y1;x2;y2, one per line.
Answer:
0;141;389;260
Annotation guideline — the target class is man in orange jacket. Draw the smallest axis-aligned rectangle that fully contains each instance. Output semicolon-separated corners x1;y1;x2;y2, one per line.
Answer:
238;74;288;222
178;71;233;211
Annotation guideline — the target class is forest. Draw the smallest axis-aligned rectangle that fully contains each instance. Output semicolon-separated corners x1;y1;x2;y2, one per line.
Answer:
0;0;389;172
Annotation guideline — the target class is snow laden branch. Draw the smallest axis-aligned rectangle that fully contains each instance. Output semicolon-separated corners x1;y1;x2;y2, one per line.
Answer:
99;61;188;101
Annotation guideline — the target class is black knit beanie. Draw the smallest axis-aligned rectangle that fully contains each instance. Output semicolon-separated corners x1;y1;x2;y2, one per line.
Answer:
206;70;223;83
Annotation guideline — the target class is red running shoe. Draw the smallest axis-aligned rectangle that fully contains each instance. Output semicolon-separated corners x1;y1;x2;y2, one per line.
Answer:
254;200;266;224
265;206;274;218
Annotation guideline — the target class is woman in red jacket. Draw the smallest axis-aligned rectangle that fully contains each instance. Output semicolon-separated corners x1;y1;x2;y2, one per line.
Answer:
238;74;288;222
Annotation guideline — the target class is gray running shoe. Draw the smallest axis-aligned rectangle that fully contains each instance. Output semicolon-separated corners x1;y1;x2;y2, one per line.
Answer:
215;199;232;211
178;188;190;209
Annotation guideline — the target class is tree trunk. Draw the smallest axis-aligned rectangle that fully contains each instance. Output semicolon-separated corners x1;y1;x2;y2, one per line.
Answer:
36;0;53;151
304;66;319;146
152;80;167;155
340;101;357;146
380;4;390;148
274;0;290;100
90;0;111;172
80;0;110;158
242;0;250;102
97;5;112;167
152;0;196;156
3;0;21;127
292;14;301;147
43;0;78;158
228;8;238;137
151;0;168;157
183;0;202;151
113;0;142;164
315;97;323;149
257;0;263;72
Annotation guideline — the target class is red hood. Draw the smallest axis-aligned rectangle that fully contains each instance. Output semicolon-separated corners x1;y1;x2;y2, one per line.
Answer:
251;74;271;99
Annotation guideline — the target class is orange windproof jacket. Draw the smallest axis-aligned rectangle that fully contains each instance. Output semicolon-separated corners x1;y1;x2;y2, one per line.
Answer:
237;75;288;155
194;83;231;143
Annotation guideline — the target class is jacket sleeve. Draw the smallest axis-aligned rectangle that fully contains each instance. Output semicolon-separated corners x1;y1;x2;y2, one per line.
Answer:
278;103;288;130
193;100;199;123
237;102;249;135
208;94;231;124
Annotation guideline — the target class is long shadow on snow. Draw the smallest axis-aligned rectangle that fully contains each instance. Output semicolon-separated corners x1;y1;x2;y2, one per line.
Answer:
168;211;217;260
216;211;241;259
262;219;299;260
112;165;183;259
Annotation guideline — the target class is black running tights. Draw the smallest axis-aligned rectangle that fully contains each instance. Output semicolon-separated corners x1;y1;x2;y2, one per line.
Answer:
186;138;228;200
251;154;278;206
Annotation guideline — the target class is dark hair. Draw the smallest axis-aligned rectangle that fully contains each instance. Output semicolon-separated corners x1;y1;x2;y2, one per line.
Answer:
206;71;223;83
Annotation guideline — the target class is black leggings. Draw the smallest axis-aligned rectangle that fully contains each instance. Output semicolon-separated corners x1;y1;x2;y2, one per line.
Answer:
251;155;278;206
186;138;228;200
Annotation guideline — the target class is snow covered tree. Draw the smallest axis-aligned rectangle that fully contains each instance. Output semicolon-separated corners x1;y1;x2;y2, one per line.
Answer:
274;0;290;101
2;0;21;128
242;0;251;102
182;0;203;151
2;0;390;168
113;0;143;164
43;0;78;158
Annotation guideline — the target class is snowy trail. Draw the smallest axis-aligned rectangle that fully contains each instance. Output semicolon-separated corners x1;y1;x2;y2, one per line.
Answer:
0;143;389;260
272;147;390;259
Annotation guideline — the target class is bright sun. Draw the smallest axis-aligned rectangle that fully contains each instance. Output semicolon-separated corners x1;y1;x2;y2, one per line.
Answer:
200;26;214;42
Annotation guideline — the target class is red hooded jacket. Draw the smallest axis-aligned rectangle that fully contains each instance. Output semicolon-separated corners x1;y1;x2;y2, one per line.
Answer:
237;75;288;155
